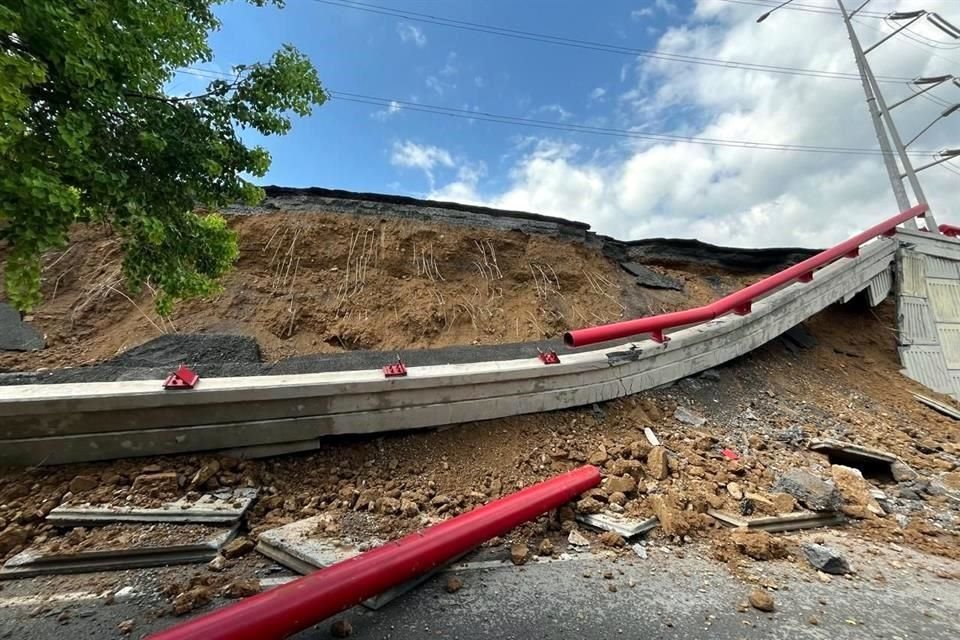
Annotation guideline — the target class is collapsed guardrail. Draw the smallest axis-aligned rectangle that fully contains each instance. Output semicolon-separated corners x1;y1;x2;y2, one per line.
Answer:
0;206;926;466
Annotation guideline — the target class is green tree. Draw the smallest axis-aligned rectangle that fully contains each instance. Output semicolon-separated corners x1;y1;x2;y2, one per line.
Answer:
0;1;326;314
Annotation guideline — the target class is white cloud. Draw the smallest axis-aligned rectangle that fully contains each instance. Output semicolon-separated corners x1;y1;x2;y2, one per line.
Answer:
371;100;402;121
655;0;677;13
440;51;458;77
397;22;426;47
426;0;960;248
589;87;607;102
536;104;574;121
391;140;455;188
631;8;654;21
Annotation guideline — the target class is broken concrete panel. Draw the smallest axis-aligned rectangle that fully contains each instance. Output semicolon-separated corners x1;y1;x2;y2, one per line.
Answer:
255;515;442;610
46;488;257;526
0;523;237;580
0;303;44;352
575;512;658;539
801;543;851;575
708;509;845;533
618;262;683;291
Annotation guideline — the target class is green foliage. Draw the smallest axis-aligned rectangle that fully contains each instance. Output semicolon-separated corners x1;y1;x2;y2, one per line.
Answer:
0;0;326;313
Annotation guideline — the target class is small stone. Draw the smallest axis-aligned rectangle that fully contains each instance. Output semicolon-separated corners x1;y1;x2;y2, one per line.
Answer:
117;619;135;635
607;491;627;506
605;475;637;495
207;555;226;572
730;529;788;561
891;460;919;483
748;589;775;612
510;543;530;565
331;620;353;638
537;539;554;556
802;543;851;575
400;499;419;517
598;531;625;547
445;576;463;593
190;461;221;488
0;525;29;556
576;497;603;514
568;530;590;547
608;584;618;593
808;616;820;625
588;446;609;466
770;492;796;514
68;475;98;493
674;406;706;426
727;482;744;500
221;537;255;559
603;571;614;579
130;472;179;497
222;579;261;599
831;465;884;516
647;447;669;480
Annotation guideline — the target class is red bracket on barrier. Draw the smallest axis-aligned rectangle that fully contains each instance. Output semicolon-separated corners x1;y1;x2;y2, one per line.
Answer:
537;349;561;365
733;301;752;316
651;329;670;344
845;247;860;258
163;365;199;390
798;272;814;283
383;356;407;378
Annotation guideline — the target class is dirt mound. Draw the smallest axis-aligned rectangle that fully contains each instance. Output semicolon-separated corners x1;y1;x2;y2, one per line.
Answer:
0;210;747;373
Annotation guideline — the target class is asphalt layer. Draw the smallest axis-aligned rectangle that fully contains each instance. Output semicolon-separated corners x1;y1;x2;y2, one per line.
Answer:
2;531;957;640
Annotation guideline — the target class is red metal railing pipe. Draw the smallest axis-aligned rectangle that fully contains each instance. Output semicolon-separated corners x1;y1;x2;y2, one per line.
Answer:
147;465;601;640
564;203;928;348
939;223;960;237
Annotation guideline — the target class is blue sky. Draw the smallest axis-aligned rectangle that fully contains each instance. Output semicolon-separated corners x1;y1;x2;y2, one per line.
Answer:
182;0;688;195
176;0;960;246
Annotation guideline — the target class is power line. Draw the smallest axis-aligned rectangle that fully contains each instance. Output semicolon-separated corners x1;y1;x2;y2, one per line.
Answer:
173;67;942;156
311;0;915;84
714;0;889;18
327;89;945;157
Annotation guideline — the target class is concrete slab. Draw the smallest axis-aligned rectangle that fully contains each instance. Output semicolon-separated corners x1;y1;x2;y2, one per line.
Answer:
0;303;44;352
708;509;845;532
0;523;237;579
46;488;258;526
575;512;658;539
255;515;441;610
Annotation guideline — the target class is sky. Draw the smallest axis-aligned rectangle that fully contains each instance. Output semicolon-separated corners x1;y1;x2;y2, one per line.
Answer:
177;0;960;247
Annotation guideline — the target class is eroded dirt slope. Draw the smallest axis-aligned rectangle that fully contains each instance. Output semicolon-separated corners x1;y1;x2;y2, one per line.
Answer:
0;211;747;372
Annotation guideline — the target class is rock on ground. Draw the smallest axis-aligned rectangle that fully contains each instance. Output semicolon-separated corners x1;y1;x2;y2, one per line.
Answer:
730;529;789;561
748;589;775;612
801;543;851;575
674;406;706;426
831;465;884;517
221;537;255;559
772;469;841;512
331;620;353;638
445;576;463;593
647;447;669;480
510;543;530;565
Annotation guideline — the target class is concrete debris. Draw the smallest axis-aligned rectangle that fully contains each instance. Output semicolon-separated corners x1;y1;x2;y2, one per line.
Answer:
117;619;135;635
708;509;845;533
772;469;842;512
726;482;744;500
537;539;554;556
1;523;238;579
598;531;625;547
647;447;669;480
830;465;884;518
207;554;226;572
643;427;661;447
254;515;439;610
0;302;44;351
222;578;261;599
510;543;529;565
604;475;637;495
913;393;960;421
801;543;851;575
890;460;919;483
576;512;658;539
567;530;590;548
631;543;647;559
673;406;706;427
748;588;775;612
575;496;604;515
47;488;258;526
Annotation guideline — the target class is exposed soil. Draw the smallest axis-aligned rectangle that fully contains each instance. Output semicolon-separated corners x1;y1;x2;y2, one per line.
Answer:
0;211;748;373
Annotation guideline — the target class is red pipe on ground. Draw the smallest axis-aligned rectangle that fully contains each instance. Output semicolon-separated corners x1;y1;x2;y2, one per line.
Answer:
147;465;601;640
564;203;928;348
